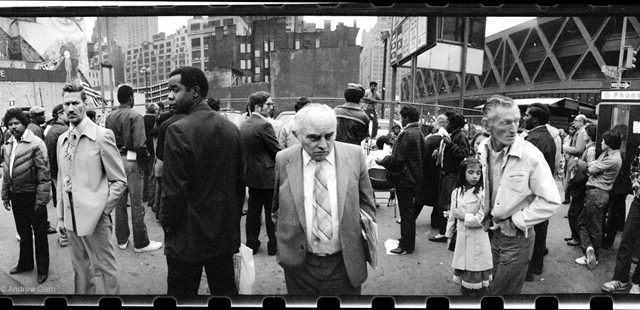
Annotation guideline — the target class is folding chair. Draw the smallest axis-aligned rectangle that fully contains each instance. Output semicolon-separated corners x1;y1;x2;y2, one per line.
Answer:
368;168;397;219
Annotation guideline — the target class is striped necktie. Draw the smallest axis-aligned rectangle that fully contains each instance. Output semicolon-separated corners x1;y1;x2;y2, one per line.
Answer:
63;131;77;193
312;160;332;242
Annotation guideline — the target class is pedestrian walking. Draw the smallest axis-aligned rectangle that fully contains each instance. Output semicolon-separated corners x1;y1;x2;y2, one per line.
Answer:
575;130;622;270
105;85;162;253
1;107;51;284
272;103;376;295
56;81;127;294
476;95;560;295
162;67;244;296
445;157;491;296
240;91;282;256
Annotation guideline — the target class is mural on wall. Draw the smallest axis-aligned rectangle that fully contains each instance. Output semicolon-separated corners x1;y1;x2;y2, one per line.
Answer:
0;17;88;82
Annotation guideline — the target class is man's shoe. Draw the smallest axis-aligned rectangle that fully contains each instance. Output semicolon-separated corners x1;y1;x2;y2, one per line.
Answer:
58;236;68;248
46;226;56;234
390;247;411;255
532;268;543;275
562;200;571;204
15;234;20;241
564;237;574;241
118;240;129;250
586;246;598;270
525;273;534;282
429;235;447;243
602;280;629;292
268;248;277;256
630;284;640;294
575;256;588;265
543;247;549;256
242;209;248;216
134;240;163;253
9;266;32;274
37;273;48;284
567;239;580;246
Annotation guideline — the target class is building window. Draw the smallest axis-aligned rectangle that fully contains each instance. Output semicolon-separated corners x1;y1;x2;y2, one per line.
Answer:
295;40;300;49
194;62;201;68
166;61;170;66
264;58;269;69
192;50;201;59
204;44;208;50
247;43;251;52
255;67;260;74
264;41;269;51
190;23;201;31
223;18;233;25
316;39;320;48
191;38;201;48
240;43;246;53
270;41;275;51
247;59;252;68
265;75;270;83
240;60;246;69
255;49;261;57
166;42;171;47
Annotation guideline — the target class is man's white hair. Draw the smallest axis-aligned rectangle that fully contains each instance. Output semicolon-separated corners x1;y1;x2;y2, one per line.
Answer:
292;103;337;135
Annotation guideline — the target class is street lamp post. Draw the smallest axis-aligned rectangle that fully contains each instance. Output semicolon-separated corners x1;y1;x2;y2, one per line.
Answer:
140;67;151;105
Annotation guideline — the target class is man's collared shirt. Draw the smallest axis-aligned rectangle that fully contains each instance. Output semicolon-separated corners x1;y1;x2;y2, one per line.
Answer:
61;116;91;192
302;147;340;255
104;104;146;155
587;149;622;191
487;141;510;211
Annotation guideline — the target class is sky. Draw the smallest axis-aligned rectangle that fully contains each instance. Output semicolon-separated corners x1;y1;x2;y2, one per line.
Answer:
84;16;536;45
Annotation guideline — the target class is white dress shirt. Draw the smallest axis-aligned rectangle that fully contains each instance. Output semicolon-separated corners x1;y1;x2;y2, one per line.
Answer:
302;147;340;255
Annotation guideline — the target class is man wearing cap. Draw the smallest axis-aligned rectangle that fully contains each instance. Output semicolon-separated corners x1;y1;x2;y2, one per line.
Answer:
335;83;370;146
45;104;69;246
28;106;46;140
363;81;381;139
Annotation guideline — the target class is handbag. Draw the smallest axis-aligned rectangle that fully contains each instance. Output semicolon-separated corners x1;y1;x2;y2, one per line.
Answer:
233;243;255;294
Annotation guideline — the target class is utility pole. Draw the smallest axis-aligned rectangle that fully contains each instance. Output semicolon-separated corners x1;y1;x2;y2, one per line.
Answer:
459;17;469;111
617;16;627;89
98;18;105;113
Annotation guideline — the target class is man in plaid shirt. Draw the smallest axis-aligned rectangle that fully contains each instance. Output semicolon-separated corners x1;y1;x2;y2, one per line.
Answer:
602;146;640;294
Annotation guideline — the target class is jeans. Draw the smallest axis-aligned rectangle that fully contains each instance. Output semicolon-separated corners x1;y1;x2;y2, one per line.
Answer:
613;197;640;284
245;188;276;251
115;156;150;249
568;183;586;242
142;157;156;208
166;253;237;296
396;186;424;251
578;187;609;260
490;227;535;295
12;192;49;274
528;220;549;274
154;176;163;220
438;172;458;235
602;193;628;248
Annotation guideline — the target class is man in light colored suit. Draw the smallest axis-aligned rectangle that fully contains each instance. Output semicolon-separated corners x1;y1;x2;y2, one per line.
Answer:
272;103;376;295
55;82;127;294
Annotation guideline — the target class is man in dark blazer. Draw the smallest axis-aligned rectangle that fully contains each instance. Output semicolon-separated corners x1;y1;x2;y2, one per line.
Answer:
162;67;245;297
240;91;282;255
272;103;376;295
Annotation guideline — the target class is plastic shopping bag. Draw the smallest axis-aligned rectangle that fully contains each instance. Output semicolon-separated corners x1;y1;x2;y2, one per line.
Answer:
233;243;255;294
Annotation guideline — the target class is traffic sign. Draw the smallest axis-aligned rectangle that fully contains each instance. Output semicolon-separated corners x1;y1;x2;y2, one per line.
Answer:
601;65;620;79
611;81;631;89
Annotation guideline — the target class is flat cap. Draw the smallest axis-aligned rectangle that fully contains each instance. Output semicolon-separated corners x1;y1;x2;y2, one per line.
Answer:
29;106;45;115
346;83;365;95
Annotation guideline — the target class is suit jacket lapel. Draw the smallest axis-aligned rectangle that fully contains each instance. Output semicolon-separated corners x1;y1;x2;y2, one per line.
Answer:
335;144;349;221
286;148;307;234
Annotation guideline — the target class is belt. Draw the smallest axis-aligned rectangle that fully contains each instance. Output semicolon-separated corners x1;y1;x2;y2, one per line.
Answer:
308;251;342;258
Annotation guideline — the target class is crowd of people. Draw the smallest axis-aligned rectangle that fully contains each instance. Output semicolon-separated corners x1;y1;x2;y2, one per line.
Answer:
0;65;638;297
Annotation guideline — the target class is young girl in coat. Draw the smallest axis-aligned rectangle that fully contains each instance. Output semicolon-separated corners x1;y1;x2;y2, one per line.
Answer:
444;157;492;295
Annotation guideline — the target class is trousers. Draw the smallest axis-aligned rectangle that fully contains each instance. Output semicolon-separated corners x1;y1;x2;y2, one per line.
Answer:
490;227;535;295
613;197;640;284
568;183;586;242
245;188;276;252
578;187;609;260
115;156;150;249
166;253;237;296
12;191;49;274
527;220;549;274
396;186;423;251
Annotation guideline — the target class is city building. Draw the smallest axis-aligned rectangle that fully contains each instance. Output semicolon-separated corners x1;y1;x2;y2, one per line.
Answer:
187;16;251;72
359;16;393;96
92;16;159;49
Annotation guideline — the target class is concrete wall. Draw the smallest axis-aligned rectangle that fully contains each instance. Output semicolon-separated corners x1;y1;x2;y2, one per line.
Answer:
0;81;67;113
271;46;361;98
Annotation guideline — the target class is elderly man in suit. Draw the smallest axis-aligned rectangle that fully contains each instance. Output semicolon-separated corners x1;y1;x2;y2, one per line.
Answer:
55;81;127;294
240;91;282;255
272;103;376;295
162;66;245;296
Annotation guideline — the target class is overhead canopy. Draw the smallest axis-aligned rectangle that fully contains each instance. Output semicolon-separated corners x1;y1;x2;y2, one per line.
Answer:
474;97;596;119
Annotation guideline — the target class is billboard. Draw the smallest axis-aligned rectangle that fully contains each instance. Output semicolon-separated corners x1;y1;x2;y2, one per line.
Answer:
389;17;437;66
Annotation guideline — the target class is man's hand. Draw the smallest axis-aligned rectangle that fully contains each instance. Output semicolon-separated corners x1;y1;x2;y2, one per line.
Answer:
375;158;382;165
3;200;10;211
442;135;452;145
56;220;66;236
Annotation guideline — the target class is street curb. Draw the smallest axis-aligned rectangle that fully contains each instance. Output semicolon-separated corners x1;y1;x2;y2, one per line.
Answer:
0;267;26;294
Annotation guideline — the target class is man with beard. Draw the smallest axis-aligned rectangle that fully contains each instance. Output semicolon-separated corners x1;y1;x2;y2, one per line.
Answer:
522;103;556;281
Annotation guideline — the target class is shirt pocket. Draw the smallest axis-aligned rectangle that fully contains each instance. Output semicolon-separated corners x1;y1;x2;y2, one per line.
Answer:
504;170;529;194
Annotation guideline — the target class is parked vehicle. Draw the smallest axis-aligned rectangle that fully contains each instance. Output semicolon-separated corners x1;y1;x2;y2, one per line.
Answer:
275;111;296;124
